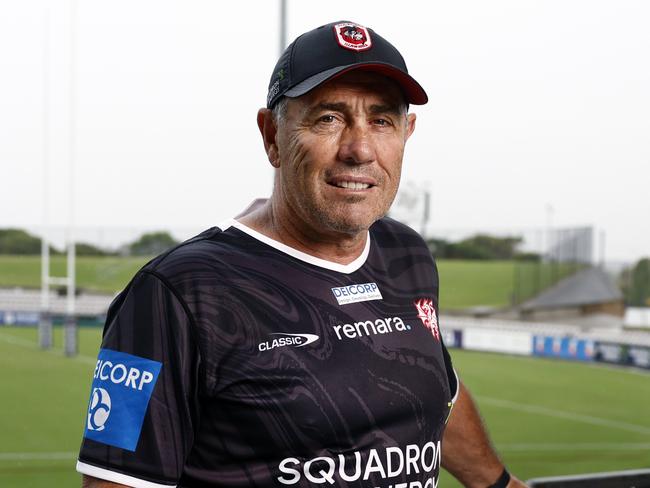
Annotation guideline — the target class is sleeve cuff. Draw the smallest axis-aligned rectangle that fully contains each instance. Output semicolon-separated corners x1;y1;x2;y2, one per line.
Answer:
450;368;460;404
76;460;176;488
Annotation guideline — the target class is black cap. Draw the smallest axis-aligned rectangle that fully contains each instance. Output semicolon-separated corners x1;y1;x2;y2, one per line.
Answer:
266;21;428;108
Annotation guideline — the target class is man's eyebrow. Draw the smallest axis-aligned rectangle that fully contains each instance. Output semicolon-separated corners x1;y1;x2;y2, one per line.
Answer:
306;102;349;116
305;102;404;116
368;103;404;115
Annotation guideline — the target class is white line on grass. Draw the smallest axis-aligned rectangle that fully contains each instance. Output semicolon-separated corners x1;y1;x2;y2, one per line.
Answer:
477;396;650;435
498;442;650;451
0;333;39;349
583;361;650;377
0;451;77;461
0;332;96;365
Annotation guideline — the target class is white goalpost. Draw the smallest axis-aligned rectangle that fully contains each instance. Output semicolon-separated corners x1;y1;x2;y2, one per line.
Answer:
39;1;78;357
39;232;77;356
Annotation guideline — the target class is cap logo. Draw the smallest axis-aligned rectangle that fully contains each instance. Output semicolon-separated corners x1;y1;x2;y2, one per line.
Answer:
333;22;372;51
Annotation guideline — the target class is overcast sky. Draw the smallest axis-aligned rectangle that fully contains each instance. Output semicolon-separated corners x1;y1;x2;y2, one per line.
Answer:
1;0;649;263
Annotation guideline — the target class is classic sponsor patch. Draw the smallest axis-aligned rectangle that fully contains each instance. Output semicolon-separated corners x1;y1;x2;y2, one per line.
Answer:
258;333;319;352
83;349;162;451
331;282;383;305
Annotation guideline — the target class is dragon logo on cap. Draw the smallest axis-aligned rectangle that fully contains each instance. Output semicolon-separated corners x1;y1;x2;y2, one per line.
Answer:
334;22;372;51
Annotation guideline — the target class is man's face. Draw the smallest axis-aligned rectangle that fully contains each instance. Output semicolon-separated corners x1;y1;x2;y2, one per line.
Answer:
270;72;416;237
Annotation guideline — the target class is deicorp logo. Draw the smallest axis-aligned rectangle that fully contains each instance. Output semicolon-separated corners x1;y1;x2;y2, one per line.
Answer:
331;282;382;305
83;349;162;451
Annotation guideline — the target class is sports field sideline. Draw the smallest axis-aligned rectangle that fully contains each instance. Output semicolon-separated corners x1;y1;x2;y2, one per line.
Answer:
1;326;648;487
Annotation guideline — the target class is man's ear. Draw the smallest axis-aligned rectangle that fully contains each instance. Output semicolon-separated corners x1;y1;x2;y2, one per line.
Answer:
257;108;280;168
404;113;417;142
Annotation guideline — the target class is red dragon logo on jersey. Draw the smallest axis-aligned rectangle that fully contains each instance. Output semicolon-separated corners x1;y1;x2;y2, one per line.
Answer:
414;298;440;341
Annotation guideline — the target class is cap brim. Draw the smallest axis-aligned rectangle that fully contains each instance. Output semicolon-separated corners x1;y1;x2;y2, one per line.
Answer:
284;62;428;105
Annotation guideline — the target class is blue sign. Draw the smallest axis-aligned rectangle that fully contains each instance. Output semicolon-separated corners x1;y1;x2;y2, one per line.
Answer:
0;311;39;326
83;349;162;451
442;329;463;349
532;336;595;361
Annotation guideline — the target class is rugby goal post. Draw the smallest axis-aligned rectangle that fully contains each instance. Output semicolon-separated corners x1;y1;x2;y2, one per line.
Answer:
40;230;77;357
527;468;650;487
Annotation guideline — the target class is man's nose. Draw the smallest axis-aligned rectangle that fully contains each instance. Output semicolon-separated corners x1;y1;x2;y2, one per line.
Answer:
337;123;375;165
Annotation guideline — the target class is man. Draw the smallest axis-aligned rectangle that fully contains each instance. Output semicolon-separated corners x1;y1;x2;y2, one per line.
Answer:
78;21;526;488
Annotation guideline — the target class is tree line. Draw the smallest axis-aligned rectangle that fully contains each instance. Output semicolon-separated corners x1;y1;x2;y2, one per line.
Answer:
426;234;539;261
0;229;178;257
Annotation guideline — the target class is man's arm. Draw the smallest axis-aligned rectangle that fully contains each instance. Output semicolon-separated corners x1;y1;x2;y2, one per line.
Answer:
77;272;197;487
82;475;129;487
442;381;528;488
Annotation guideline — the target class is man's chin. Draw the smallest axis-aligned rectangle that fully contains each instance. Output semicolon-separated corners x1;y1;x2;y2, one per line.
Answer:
316;211;382;236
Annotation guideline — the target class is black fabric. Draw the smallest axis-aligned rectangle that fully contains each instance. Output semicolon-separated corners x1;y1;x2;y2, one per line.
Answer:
78;217;456;487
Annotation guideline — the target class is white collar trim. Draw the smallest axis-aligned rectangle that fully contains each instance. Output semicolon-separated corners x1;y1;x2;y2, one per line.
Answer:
217;218;370;274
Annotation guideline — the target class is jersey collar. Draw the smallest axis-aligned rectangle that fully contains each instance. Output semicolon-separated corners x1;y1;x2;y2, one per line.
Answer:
219;219;370;274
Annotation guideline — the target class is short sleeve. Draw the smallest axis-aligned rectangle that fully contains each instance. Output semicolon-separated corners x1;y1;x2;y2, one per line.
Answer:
431;257;459;404
77;271;200;488
441;338;459;404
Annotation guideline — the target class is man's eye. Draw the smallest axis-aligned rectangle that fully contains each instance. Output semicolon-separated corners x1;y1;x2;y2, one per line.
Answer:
373;118;390;126
319;115;336;123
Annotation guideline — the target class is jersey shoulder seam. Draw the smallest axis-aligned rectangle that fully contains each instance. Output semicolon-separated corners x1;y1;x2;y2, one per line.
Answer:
139;269;203;374
139;269;198;336
144;226;222;272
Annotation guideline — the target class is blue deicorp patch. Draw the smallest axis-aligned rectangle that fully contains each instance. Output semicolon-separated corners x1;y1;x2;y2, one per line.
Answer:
83;348;162;451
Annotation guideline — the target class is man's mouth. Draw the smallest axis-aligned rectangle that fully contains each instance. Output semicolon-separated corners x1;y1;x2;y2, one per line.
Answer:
335;181;371;190
327;176;376;191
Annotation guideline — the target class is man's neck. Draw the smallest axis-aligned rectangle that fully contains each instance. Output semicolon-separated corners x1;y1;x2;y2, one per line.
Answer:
237;199;368;266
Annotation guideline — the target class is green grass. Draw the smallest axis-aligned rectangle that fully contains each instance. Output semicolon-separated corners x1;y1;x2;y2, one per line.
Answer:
440;351;650;486
1;326;648;487
0;326;101;488
437;260;576;310
0;255;150;294
1;255;576;309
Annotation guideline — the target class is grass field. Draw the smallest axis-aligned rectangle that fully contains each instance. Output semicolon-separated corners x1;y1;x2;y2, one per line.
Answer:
0;255;573;309
0;255;149;294
0;326;648;487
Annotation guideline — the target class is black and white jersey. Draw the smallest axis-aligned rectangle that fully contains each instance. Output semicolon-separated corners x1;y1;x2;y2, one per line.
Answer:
77;216;458;488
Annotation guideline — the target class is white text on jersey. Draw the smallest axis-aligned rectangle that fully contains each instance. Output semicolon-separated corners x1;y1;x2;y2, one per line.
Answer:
277;441;441;486
333;316;411;340
258;333;320;352
93;359;155;391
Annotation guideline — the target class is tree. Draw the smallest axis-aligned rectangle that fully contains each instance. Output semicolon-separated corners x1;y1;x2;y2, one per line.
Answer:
625;258;650;306
0;228;60;255
426;234;524;260
76;242;112;256
128;231;178;256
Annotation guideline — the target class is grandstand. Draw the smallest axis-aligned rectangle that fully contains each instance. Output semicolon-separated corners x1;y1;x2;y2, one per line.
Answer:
0;287;111;323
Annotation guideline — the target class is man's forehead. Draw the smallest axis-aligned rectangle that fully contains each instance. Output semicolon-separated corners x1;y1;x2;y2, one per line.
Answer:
295;71;407;110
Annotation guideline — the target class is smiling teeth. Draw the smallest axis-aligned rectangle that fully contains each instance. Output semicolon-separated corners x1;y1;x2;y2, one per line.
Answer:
338;181;370;190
